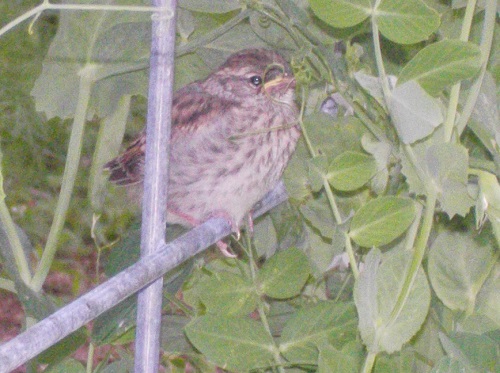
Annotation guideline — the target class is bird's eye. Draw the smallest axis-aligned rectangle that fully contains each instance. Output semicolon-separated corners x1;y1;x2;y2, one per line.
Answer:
249;76;262;86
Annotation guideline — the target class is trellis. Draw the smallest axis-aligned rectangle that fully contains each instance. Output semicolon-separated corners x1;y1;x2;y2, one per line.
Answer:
0;1;289;371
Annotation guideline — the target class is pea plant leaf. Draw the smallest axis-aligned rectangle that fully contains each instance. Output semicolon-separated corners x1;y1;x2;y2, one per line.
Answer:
349;196;417;247
198;271;259;316
401;141;475;217
302;114;367;158
185;316;276;372
438;332;500;373
354;248;431;353
299;195;337;239
425;143;474;217
318;343;361;373
389;80;444;144
327;151;377;192
279;301;358;364
307;155;328;192
249;12;296;49
309;0;372;28
398;40;483;96
361;135;392;194
31;1;151;119
471;72;500;147
178;0;241;13
375;0;440;45
257;247;311;299
428;231;496;314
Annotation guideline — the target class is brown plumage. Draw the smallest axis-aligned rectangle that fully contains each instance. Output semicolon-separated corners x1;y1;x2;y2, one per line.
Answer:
105;49;300;253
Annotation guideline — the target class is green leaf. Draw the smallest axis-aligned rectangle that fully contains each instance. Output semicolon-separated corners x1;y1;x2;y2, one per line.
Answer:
44;359;85;373
173;52;212;90
185;315;276;372
441;332;500;372
327;151;377;191
349;196;416;247
389;80;444;144
178;0;241;13
307;155;328;192
476;262;500;328
374;349;417;373
398;40;483;96
400;137;475;218
309;0;372;28
471;72;499;143
425;143;474;217
284;141;312;203
354;248;431;353
361;135;392;194
38;329;87;367
428;231;495;313
376;0;440;44
318;343;360;373
299;195;337;239
399;129;442;196
430;357;469;373
438;332;500;373
258;247;311;299
196;23;268;68
280;302;358;364
476;170;500;244
302;114;366;158
249;12;295;49
89;95;131;211
177;8;195;41
32;5;150;119
160;315;193;354
198;271;258;316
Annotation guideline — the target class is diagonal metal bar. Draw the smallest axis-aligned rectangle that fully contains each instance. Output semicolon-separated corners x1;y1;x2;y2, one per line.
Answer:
135;1;176;372
0;181;288;373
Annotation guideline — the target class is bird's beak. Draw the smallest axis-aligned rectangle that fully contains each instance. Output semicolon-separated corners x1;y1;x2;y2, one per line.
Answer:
263;74;296;93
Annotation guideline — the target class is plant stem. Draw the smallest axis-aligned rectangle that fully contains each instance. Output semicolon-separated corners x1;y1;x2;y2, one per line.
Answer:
371;2;392;107
164;292;195;317
299;88;360;277
0;278;16;293
344;232;359;279
457;0;497;137
86;342;95;373
298;89;316;157
362;351;377;373
389;191;436;322
243;231;285;373
443;0;478;142
30;69;94;292
0;154;32;285
0;200;32;285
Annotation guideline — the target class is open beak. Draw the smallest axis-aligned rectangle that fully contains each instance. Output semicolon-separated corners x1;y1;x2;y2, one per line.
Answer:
263;74;296;95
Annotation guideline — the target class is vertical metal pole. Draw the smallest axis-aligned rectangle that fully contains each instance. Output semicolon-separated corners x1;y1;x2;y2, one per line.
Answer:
134;1;176;372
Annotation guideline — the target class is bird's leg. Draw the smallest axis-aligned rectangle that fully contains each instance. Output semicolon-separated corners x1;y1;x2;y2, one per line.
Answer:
246;212;254;233
207;210;242;258
168;208;237;257
216;241;237;258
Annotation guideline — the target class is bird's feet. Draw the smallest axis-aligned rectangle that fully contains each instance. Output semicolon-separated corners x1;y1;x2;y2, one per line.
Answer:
207;210;242;258
167;208;242;258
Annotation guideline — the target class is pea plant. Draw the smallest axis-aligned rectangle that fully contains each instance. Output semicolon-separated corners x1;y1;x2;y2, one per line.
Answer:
0;0;498;372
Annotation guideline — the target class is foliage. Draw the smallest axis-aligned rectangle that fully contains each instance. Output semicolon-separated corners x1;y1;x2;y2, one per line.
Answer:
0;0;499;372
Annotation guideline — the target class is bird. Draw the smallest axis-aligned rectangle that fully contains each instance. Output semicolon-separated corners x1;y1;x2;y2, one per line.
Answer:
104;49;301;256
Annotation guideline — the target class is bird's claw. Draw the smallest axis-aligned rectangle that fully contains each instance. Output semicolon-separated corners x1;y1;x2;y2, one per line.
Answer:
216;240;237;258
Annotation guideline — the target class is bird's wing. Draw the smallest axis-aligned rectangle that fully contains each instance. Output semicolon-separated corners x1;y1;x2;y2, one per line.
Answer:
170;85;235;140
105;84;235;186
104;132;146;185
